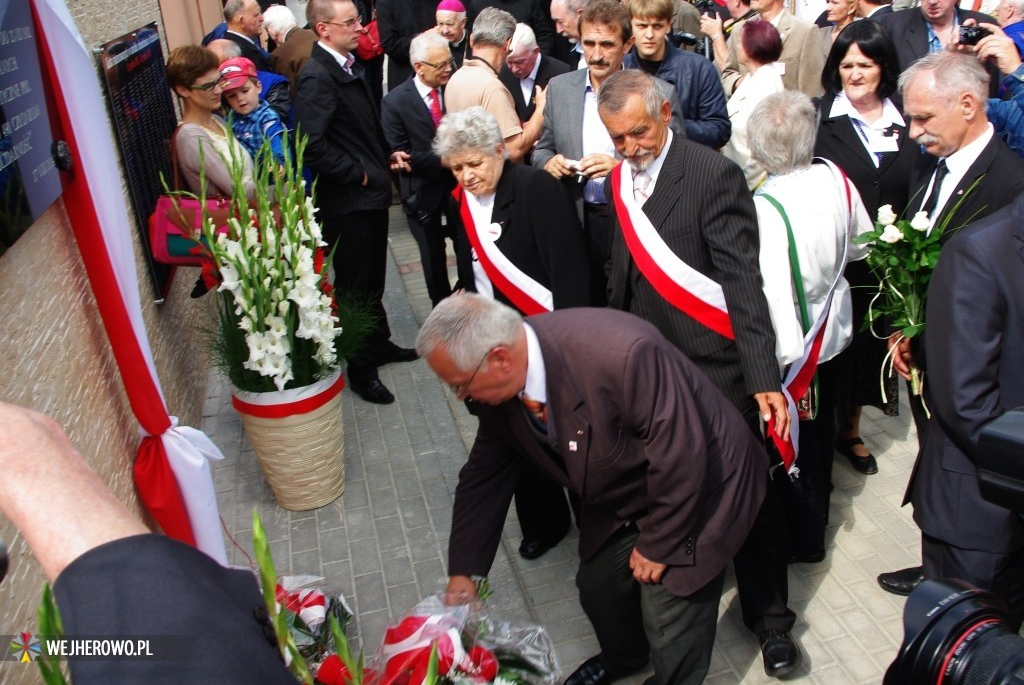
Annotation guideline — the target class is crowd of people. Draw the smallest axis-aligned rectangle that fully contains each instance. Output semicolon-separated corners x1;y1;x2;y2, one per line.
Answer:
36;0;1019;681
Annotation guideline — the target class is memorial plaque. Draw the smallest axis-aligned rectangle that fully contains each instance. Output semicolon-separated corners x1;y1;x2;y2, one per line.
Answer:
99;24;177;299
0;0;63;259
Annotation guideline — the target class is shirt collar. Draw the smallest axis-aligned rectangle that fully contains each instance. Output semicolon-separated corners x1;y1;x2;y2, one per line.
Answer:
413;74;435;100
521;322;546;403
828;91;905;127
525;54;541;82
631;129;673;189
318;40;355;72
226;29;257;44
943;122;994;179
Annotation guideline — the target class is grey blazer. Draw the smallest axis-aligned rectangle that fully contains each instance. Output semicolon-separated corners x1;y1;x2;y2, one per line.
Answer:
532;68;687;223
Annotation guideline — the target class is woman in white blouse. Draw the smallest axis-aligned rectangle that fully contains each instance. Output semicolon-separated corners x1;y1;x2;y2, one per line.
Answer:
721;20;785;192
747;90;872;563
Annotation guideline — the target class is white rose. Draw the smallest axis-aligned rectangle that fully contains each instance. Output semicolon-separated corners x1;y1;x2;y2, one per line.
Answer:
910;211;931;231
876;204;898;226
879;224;903;244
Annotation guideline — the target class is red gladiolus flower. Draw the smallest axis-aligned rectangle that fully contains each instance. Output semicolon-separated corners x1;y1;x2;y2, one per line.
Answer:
317;655;350;685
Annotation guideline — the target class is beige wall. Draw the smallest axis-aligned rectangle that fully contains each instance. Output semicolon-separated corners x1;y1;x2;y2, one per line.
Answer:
0;0;219;673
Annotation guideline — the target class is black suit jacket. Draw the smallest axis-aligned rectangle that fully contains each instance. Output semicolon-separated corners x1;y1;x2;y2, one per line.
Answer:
814;94;920;219
448;308;767;598
377;0;437;87
381;77;455;214
879;8;1000;95
225;31;272;72
911;196;1024;555
607;136;780;411
454;161;591;311
295;44;392;217
498;54;571;121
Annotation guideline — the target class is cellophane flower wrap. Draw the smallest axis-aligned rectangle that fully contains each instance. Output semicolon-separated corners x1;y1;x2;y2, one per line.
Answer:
854;181;981;396
275;575;353;664
199;131;366;393
328;592;560;685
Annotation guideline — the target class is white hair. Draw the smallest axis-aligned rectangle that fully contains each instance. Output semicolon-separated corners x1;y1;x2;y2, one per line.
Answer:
898;51;989;108
416;293;523;369
433;106;506;159
747;90;817;175
410;30;451;64
262;5;297;42
510;23;538;52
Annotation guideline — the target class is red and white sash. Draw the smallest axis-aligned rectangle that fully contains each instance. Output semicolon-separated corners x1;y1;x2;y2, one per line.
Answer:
608;163;734;339
764;159;854;473
455;186;553;315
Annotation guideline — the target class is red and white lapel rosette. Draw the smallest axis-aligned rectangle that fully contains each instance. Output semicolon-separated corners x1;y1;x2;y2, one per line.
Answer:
455;186;553;316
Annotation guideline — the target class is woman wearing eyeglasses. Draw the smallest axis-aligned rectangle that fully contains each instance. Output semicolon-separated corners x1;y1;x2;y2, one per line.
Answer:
165;45;255;199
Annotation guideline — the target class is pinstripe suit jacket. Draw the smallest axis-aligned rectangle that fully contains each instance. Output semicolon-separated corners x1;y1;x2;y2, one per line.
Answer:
607;136;780;412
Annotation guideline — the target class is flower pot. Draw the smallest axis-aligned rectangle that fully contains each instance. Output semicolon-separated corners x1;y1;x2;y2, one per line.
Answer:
232;369;346;511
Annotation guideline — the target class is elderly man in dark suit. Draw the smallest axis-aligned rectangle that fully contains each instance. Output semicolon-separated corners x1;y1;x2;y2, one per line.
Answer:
599;69;802;679
499;23;571;122
223;0;273;72
880;0;998;93
295;0;418;405
904;195;1024;631
417;293;767;685
876;51;1024;596
381;31;457;307
265;5;317;94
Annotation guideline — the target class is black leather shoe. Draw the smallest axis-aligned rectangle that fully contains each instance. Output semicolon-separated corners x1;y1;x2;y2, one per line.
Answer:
877;566;924;596
758;630;802;678
519;538;559;560
564;655;615;685
378;342;418;365
350;377;395;405
835;437;878;474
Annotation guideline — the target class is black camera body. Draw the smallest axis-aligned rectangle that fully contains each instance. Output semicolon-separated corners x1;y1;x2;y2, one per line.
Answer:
959;25;992;46
401;192;433;227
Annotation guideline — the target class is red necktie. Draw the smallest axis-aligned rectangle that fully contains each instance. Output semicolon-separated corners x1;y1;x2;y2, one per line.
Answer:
428;88;443;126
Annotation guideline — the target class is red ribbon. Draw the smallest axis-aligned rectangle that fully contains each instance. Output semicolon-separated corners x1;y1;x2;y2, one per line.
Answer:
231;373;346;419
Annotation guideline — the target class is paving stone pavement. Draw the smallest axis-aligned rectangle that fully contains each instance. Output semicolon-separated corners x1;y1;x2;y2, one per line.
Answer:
206;204;922;684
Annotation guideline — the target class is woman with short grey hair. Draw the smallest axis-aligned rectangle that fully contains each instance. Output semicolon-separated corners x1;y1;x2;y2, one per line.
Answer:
747;90;873;564
432;105;590;562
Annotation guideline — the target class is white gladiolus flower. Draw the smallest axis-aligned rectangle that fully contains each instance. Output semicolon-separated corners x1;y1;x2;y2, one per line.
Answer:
910;211;930;231
218;263;242;292
246;332;268;362
265;316;288;337
880;224;903;244
289;282;321;309
876;204;898;226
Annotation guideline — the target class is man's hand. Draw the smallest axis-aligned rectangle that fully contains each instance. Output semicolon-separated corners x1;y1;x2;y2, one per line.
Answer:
755;391;790;442
578;153;618;180
699;12;724;39
543;153;575;179
629;547;667;584
975;23;1023;75
445;575;478;605
888;333;914;380
389;151;412;174
533;84;547;115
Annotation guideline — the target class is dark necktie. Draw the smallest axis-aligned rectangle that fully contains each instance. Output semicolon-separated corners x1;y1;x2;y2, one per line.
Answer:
920;159;949;220
428;88;443;127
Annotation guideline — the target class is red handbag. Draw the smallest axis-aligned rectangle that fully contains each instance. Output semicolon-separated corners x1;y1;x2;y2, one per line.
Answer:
356;11;384;60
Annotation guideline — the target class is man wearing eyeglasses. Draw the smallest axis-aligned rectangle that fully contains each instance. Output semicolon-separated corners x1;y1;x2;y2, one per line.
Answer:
295;0;420;405
381;31;458;307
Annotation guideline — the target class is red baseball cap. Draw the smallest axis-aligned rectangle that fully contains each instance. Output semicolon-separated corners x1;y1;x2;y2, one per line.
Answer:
219;57;258;91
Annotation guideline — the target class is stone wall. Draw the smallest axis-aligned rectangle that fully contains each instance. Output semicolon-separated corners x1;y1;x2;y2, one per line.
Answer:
0;0;221;676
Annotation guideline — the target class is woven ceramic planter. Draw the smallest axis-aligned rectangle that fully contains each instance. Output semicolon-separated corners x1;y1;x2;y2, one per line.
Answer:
232;369;346;511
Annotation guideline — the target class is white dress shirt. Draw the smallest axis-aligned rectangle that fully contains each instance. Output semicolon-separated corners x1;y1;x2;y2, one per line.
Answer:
828;93;905;169
920;123;994;230
521;322;547;404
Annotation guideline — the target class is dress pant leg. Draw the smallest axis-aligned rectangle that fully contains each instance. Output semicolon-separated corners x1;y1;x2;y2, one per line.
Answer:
583;203;612;306
323;208;391;377
406;211;452;307
640;571;725;685
575;525;650;673
513;460;570;545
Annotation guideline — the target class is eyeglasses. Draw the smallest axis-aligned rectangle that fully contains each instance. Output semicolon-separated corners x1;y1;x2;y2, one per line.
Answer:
190;77;226;92
420;57;455;70
323;17;360;29
450;347;495;400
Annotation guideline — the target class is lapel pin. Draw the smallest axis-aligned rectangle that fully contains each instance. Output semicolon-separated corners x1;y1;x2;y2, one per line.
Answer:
569;441;578;452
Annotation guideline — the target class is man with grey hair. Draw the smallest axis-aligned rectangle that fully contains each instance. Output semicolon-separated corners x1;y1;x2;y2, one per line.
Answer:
265;5;317;90
598;68;803;679
550;0;589;68
223;0;272;72
500;23;571;122
467;0;555;53
381;31;457;307
876;50;1024;597
418;292;768;685
993;0;1024;52
445;7;546;163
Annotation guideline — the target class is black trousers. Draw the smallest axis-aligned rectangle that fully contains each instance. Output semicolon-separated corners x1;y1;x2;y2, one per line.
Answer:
583;202;613;306
576;524;726;685
322;208;392;379
406;208;454;307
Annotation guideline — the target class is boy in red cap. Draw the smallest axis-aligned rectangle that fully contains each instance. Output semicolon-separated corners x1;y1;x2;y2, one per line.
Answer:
219;56;287;164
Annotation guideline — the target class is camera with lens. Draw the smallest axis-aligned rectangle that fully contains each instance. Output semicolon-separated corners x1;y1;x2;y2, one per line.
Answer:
401;192;433;227
959;25;992;46
885;408;1024;684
